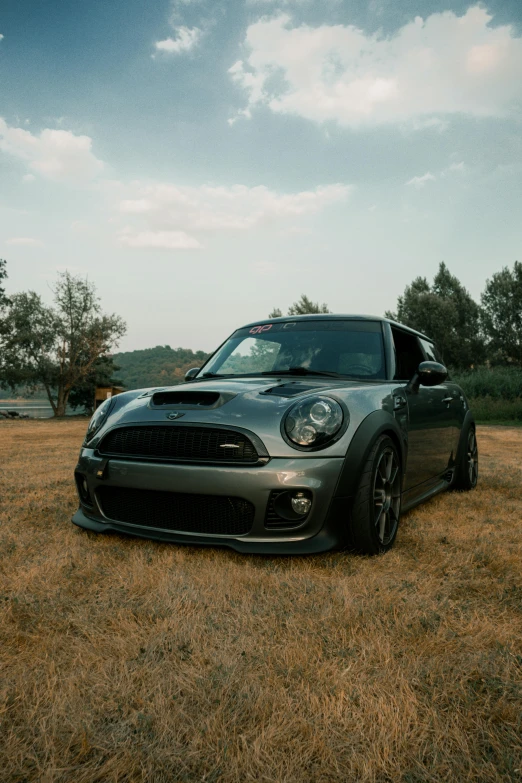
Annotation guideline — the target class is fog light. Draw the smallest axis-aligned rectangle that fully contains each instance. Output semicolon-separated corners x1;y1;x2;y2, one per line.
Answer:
291;492;312;516
75;472;92;506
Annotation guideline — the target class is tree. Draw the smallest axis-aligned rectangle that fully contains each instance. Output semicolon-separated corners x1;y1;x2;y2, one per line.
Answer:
68;355;123;414
481;261;522;367
288;294;331;315
111;345;210;389
386;263;484;369
269;295;330;318
0;271;126;416
0;259;9;309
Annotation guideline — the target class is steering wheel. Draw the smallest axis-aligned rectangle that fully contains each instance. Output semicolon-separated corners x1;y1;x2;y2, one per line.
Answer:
343;364;374;376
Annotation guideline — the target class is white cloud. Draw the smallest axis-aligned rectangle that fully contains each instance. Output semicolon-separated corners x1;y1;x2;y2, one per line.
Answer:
154;26;201;54
22;173;36;183
439;160;467;178
6;237;43;246
407;161;467;186
405;172;436;188
70;220;92;233
229;6;522;128
117;181;351;235
118;230;202;250
0;119;104;182
0;34;4;41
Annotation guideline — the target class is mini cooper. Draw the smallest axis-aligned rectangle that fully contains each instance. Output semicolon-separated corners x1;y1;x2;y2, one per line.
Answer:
73;315;478;555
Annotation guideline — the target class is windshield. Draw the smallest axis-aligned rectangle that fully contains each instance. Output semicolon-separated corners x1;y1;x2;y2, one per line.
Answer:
199;320;386;379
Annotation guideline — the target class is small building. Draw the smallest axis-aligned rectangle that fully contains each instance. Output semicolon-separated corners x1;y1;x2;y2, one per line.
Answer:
94;385;125;410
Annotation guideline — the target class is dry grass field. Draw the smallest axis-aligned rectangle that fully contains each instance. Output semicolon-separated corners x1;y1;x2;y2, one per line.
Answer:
0;420;521;783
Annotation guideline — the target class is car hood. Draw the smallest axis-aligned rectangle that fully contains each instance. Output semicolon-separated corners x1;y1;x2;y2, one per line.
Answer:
91;376;395;458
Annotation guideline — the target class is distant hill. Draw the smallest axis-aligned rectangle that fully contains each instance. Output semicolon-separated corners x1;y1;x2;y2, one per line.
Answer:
112;345;210;390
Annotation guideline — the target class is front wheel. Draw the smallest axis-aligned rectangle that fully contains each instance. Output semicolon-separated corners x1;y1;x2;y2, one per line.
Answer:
349;435;402;555
452;425;478;491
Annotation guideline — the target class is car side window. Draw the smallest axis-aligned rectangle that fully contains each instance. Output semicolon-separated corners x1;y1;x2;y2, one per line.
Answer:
418;337;441;363
391;328;424;380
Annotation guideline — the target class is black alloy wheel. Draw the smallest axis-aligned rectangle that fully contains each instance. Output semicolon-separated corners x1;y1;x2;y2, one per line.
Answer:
349;435;402;555
466;428;479;487
373;446;401;547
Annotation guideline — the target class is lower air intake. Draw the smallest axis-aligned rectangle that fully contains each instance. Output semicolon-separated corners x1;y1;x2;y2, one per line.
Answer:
97;486;254;536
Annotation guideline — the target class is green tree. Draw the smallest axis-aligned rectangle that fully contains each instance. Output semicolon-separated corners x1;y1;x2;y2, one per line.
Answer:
481;261;522;367
0;259;9;309
288;294;330;315
0;271;126;416
112;345;209;389
386;263;484;369
269;295;330;318
68;355;123;414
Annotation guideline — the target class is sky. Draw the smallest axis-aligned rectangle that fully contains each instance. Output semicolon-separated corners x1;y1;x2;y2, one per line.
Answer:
1;0;521;353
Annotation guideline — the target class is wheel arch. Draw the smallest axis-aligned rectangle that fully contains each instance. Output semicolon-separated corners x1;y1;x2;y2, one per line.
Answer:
334;410;407;500
454;410;476;466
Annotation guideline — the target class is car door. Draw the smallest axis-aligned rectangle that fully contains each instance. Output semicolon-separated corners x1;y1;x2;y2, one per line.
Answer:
390;327;453;491
417;337;462;463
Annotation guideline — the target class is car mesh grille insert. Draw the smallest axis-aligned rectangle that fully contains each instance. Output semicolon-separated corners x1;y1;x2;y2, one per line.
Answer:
97;486;254;536
99;426;259;463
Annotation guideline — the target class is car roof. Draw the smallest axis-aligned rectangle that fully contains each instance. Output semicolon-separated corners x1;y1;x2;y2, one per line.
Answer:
240;314;433;342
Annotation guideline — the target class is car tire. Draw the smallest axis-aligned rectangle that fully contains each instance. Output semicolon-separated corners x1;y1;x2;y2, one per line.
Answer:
452;424;478;491
348;435;402;555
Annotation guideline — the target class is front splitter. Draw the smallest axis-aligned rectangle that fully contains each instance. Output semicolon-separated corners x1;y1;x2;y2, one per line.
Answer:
72;507;341;555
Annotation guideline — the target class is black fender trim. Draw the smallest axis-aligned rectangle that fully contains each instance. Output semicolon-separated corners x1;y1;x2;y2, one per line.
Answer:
333;410;407;500
454;410;476;467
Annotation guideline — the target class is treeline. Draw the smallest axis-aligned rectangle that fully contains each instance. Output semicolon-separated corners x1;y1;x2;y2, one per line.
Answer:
383;262;522;422
385;261;522;370
1;259;522;421
113;346;209;390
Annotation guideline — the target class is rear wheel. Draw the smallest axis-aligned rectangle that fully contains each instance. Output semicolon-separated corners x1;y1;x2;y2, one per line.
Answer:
452;425;478;491
349;435;402;555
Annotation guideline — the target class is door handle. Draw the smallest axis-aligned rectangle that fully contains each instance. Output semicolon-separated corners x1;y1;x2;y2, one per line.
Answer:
393;395;407;410
442;397;454;404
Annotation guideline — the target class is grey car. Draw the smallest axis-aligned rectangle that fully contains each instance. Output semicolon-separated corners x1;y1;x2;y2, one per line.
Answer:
72;315;478;555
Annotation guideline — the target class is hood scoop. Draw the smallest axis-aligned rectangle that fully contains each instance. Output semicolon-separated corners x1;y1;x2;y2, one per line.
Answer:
261;383;319;398
151;390;236;409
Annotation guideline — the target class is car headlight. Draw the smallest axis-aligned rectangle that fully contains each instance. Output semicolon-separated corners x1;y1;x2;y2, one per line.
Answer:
83;397;116;445
282;395;346;450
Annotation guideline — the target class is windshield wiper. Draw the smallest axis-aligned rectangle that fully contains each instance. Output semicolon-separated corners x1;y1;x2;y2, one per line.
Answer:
261;367;341;378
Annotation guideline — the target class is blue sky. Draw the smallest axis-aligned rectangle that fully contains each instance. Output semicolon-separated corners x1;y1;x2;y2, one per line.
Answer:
1;0;521;352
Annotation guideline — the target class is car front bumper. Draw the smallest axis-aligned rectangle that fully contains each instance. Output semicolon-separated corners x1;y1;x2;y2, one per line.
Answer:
72;450;347;554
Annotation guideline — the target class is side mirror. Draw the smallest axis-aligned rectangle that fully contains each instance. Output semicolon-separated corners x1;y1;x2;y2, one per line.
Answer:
417;361;448;387
184;367;200;382
406;361;448;392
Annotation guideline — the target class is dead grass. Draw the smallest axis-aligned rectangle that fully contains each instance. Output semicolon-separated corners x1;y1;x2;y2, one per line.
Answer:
0;420;521;783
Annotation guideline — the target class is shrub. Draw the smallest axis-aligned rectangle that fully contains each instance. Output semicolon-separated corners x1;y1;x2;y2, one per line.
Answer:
468;396;522;422
452;366;522;401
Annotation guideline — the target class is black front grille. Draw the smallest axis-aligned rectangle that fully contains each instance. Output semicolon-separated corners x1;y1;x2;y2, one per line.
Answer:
99;426;259;463
97;486;254;536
